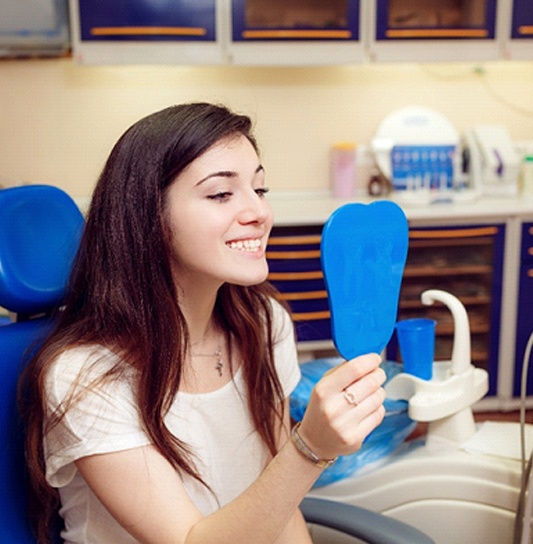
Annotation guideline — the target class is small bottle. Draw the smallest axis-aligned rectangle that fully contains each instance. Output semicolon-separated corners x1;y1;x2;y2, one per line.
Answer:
521;155;533;195
330;143;356;198
367;168;393;197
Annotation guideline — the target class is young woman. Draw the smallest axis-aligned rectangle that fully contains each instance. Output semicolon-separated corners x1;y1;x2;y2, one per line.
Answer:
21;102;386;544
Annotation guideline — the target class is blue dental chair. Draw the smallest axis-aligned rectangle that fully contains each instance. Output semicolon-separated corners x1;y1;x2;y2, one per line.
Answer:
0;185;434;544
0;185;84;543
0;185;83;544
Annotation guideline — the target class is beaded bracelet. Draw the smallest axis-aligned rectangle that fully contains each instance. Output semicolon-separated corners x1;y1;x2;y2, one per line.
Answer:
290;422;337;469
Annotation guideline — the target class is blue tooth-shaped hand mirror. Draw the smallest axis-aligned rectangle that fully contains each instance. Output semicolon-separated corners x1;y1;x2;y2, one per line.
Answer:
320;201;409;360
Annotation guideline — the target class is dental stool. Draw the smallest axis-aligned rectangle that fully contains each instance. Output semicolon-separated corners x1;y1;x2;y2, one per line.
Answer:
0;185;433;544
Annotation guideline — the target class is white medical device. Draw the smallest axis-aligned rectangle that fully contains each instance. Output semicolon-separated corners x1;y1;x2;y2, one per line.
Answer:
309;290;530;544
465;124;520;197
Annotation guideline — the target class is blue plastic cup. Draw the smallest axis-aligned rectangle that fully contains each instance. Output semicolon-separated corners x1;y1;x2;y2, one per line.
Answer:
395;318;436;380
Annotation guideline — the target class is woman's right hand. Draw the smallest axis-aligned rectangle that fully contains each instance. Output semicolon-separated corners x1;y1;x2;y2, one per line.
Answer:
297;353;386;462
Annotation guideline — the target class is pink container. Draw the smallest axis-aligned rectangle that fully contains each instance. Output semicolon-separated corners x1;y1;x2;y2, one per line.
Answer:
330;143;356;198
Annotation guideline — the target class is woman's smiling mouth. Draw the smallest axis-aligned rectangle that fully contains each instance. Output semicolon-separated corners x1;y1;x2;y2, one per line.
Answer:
226;238;262;252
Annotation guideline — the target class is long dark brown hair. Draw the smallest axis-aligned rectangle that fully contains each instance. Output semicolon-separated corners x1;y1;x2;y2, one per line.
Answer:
19;103;286;544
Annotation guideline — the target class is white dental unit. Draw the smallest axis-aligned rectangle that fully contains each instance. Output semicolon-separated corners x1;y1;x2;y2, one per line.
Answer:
308;289;531;544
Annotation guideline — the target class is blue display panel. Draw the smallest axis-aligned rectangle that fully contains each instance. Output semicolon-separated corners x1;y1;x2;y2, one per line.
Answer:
232;0;360;42
77;0;216;42
511;0;533;40
375;0;497;41
390;145;455;191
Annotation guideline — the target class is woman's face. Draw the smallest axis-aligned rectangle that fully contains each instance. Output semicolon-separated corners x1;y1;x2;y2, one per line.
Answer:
165;134;274;293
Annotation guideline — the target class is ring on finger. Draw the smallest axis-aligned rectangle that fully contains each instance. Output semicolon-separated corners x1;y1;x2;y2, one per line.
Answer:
343;388;358;406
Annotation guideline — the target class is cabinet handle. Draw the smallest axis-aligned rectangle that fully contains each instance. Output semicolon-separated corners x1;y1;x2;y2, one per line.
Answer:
292;310;330;322
268;235;321;245
266;250;321;259
91;26;208;37
269;271;323;281
528;269;533;278
410;226;498;239
386;28;488;39
242;29;351;39
278;290;328;301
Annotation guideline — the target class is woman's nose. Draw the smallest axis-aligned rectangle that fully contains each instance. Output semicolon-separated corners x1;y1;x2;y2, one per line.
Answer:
239;191;272;225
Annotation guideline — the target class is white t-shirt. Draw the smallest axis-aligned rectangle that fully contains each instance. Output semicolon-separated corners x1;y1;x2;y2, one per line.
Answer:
44;302;301;544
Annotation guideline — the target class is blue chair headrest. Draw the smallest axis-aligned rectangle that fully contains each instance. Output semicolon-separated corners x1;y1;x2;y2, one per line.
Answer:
0;185;84;315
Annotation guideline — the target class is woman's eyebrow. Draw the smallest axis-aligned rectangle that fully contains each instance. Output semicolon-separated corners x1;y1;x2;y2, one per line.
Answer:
196;164;264;186
196;171;235;186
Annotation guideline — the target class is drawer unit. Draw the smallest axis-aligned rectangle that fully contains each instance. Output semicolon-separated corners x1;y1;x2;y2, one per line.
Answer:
393;224;505;395
267;226;331;343
268;222;505;396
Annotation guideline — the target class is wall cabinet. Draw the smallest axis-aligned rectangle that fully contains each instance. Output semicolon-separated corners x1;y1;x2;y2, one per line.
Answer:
69;0;528;65
69;0;224;64
369;0;500;61
229;0;364;65
69;0;364;65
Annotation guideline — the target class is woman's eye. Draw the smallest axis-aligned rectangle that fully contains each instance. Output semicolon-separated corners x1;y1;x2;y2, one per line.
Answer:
207;191;232;202
255;187;270;198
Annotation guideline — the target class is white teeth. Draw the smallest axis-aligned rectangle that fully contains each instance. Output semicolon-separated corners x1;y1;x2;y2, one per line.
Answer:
227;239;262;252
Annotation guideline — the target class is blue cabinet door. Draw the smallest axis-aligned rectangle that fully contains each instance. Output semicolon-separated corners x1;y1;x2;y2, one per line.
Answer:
514;222;533;396
511;0;533;40
231;0;360;42
371;0;500;61
77;0;217;42
375;0;497;41
229;0;364;65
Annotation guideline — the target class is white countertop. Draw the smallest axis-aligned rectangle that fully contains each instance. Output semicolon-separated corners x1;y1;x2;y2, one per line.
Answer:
268;190;533;226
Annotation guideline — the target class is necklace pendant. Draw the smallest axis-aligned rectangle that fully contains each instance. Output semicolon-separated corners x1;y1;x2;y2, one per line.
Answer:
215;348;223;377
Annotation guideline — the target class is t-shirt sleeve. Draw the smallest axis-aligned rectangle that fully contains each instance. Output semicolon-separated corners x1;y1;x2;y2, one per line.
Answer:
44;347;151;488
271;299;301;398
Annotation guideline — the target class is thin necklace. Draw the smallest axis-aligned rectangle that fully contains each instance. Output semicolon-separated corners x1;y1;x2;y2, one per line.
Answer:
192;343;224;377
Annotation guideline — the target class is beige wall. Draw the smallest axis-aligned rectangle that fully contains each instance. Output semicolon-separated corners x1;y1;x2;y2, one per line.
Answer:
1;58;532;198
